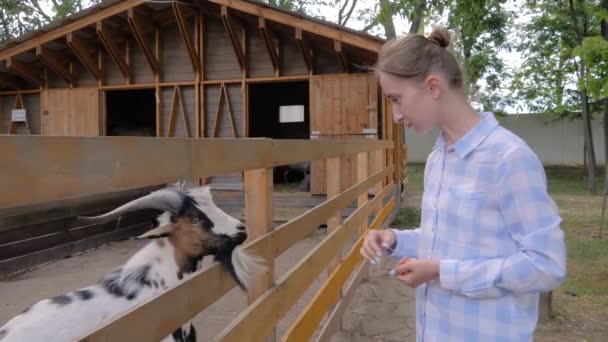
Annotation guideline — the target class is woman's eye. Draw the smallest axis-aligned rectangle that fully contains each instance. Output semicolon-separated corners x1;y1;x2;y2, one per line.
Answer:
192;217;200;224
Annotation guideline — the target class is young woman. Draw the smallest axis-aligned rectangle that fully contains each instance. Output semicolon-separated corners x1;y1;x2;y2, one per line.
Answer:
361;26;567;341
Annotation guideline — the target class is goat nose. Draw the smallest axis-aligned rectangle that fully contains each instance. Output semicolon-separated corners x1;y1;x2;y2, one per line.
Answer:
237;225;246;231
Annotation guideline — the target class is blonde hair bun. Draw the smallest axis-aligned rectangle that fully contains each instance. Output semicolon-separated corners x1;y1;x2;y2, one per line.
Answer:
427;26;451;48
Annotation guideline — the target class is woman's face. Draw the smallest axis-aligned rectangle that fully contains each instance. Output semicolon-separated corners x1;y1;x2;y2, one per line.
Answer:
379;71;441;134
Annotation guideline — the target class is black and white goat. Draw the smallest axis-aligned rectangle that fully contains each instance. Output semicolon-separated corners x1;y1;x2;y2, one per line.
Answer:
0;183;266;342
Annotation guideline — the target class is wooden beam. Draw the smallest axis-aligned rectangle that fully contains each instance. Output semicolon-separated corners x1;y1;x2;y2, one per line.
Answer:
221;6;245;73
128;8;159;75
209;0;382;53
5;58;41;87
334;40;348;73
295;28;313;75
66;32;102;80
0;0;145;61
258;17;279;77
0;73;24;89
172;2;200;73
96;21;132;82
36;45;77;86
0;136;393;209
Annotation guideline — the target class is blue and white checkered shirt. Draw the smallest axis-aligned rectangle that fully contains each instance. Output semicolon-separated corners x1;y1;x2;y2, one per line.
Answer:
390;112;567;341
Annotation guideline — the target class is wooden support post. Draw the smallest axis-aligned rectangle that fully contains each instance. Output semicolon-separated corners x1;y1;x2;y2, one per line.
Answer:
244;167;275;340
154;28;161;137
173;2;200;74
258;17;279;77
221;6;246;73
96;21;133;83
327;157;341;273
373;149;384;215
6;58;41;87
295;28;313;75
334;40;348;73
128;8;160;75
357;152;369;235
36;46;77;86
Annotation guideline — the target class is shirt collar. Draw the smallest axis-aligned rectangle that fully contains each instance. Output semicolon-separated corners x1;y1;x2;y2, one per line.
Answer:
433;112;499;158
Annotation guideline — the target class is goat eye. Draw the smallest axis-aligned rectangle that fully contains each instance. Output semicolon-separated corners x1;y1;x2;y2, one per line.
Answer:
192;217;200;224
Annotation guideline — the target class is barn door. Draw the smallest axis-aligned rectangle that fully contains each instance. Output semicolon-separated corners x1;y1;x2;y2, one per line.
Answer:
309;73;378;194
42;87;100;136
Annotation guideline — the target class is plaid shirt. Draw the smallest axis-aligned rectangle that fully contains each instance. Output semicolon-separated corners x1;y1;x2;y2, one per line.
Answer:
390;112;567;341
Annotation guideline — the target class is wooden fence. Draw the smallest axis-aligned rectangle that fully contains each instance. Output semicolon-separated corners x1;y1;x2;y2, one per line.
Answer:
0;135;398;341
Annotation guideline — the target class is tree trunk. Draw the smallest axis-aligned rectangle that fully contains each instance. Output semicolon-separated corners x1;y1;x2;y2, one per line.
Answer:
599;0;608;239
580;83;597;195
379;0;396;39
408;0;426;34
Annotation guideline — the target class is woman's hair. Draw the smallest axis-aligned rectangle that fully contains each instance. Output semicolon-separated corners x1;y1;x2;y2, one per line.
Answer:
375;26;463;89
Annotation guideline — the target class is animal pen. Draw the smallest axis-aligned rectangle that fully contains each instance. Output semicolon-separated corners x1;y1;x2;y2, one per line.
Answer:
0;0;409;340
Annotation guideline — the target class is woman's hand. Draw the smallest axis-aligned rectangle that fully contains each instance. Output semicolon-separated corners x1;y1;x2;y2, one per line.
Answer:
360;229;396;264
393;259;439;287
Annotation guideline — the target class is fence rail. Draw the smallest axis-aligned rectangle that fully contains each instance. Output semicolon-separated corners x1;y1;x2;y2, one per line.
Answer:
0;135;400;342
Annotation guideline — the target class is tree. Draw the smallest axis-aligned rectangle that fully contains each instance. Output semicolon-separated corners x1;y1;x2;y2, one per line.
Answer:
512;0;603;194
0;0;102;43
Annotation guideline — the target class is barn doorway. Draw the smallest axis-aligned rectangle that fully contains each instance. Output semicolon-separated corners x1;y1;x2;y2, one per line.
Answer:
105;89;156;136
248;81;310;192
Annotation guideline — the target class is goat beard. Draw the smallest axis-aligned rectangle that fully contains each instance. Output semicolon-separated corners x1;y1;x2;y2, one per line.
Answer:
213;240;267;290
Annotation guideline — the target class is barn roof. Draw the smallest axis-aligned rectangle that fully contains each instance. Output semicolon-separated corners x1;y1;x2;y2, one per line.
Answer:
0;0;385;58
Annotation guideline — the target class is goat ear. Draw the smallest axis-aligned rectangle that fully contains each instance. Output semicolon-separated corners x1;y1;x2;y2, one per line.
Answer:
135;224;173;240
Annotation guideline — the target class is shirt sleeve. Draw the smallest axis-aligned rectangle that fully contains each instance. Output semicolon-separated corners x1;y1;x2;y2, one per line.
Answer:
388;228;421;259
439;146;567;298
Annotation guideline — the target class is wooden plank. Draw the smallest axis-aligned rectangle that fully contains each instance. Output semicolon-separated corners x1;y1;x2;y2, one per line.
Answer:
221;6;245;73
213;184;394;342
41;87;99;137
66;32;103;81
128;8;159;75
0;210;154;260
282;234;364;341
314;261;368;342
96;21;132;82
282;198;396;341
76;170;392;341
313;198;395;342
0;0;145;61
295;28;313;75
155;28;161;137
244;168;275;340
0;222;150;278
208;0;382;53
6;58;41;87
223;83;238;138
36;45;77;86
0;136;392;209
258;17;279;76
173;2;200;73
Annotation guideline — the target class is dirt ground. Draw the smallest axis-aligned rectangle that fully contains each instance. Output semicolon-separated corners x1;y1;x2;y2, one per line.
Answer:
0;228;330;340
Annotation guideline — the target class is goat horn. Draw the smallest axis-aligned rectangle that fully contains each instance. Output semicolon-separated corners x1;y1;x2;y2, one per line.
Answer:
78;188;184;224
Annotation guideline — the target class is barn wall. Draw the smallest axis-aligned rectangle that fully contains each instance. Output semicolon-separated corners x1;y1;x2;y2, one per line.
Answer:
247;27;275;78
160;85;196;137
160;19;195;83
1;93;41;135
280;38;308;76
132;31;156;84
205;16;242;80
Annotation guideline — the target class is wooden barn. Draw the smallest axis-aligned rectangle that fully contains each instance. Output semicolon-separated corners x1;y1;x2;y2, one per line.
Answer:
0;0;407;277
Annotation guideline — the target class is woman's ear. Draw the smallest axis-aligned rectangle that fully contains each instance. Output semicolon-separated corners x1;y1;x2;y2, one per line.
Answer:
425;75;442;99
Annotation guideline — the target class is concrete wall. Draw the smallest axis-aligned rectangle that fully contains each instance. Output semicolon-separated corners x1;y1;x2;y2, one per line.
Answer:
404;114;606;166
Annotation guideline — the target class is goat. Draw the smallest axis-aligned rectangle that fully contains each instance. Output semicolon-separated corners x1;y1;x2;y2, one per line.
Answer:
0;183;266;342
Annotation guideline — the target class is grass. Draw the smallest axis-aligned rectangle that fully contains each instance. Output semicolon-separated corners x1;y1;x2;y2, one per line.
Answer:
393;165;608;341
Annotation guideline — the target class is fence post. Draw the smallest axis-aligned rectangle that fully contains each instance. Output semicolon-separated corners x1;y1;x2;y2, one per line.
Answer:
244;167;275;341
326;157;342;274
357;151;370;283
